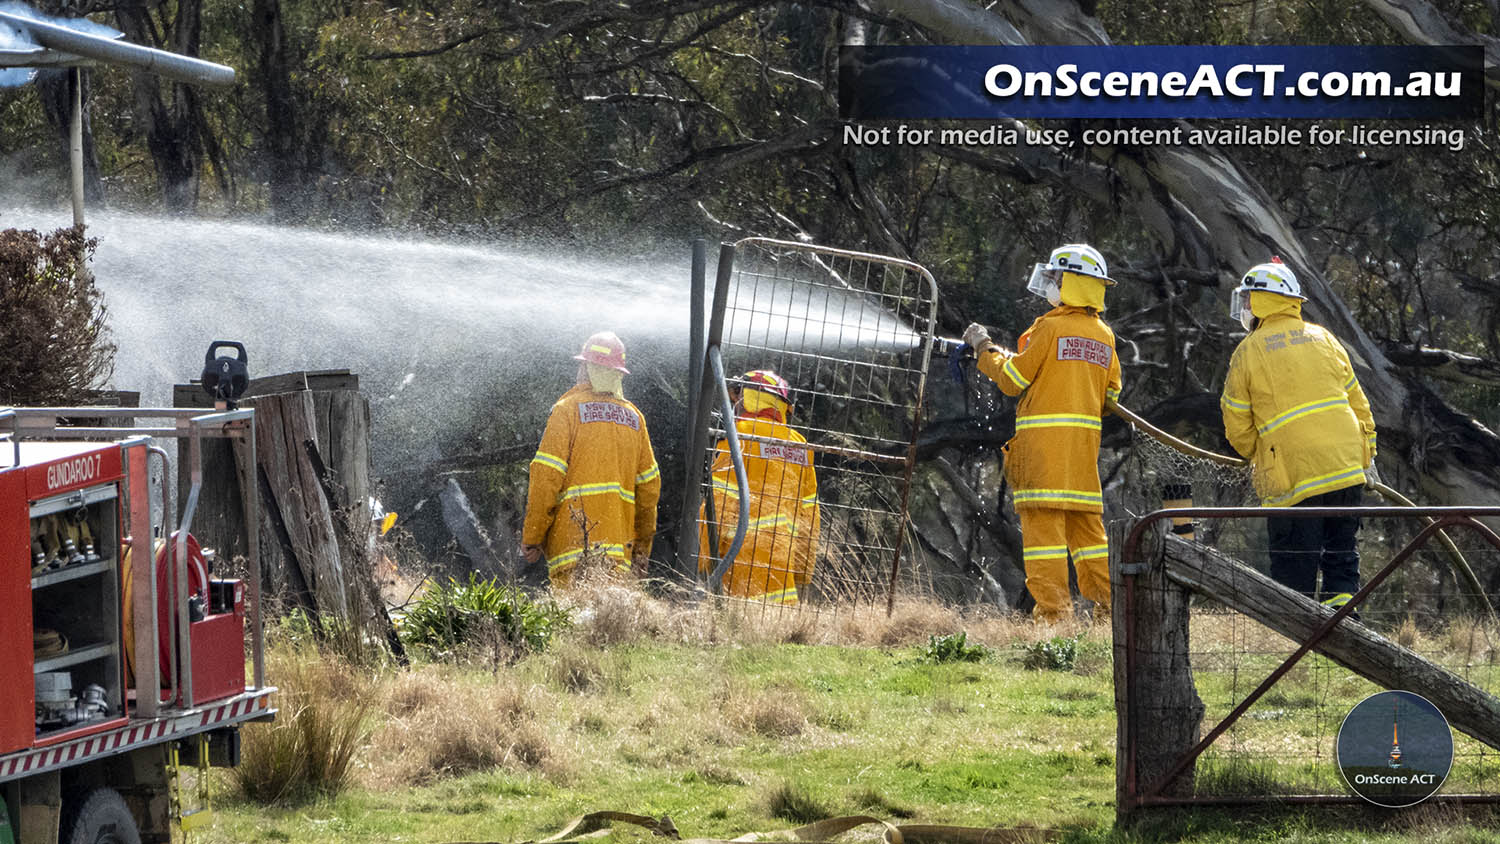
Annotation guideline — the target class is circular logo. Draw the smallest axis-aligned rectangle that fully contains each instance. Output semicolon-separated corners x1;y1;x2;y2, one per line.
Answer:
1336;690;1452;808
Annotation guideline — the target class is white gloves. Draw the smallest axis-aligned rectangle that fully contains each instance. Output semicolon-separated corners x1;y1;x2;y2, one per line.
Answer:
1364;462;1382;491
962;322;993;350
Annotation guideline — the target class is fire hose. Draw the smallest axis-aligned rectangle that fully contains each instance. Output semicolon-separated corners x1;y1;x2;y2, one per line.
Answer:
448;810;1057;844
942;338;1497;621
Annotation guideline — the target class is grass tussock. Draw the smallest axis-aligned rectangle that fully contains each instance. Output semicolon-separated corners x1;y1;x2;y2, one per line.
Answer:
1394;614;1424;649
369;670;565;786
765;780;831;824
400;573;572;657
567;581;670;645
851;785;916;819
872;600;963;647
1442;616;1498;665
547;642;608;694
234;646;373;804
726;686;810;740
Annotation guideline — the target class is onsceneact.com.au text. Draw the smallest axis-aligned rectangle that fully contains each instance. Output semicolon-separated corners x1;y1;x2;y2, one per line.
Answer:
983;63;1462;100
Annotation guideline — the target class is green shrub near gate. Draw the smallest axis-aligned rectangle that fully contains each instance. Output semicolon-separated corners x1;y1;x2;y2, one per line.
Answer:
399;574;571;654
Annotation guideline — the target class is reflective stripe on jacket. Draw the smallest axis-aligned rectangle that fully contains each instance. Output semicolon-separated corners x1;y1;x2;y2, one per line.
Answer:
698;417;820;603
1221;313;1376;505
977;305;1122;513
523;384;661;576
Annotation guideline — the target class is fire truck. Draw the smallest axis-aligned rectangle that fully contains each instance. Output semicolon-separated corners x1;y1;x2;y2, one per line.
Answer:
0;400;273;844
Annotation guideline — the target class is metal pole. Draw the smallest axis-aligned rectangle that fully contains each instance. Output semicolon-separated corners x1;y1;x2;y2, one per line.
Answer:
246;418;263;689
678;240;708;571
707;347;750;590
125;440;160;717
688;239;706;422
175;424;201;709
147;445;174;707
0;11;236;87
681;243;738;588
69;66;83;228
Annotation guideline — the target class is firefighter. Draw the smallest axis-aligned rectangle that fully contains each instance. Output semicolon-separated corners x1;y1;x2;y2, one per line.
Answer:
1220;259;1377;609
698;370;820;605
963;244;1122;622
522;331;662;588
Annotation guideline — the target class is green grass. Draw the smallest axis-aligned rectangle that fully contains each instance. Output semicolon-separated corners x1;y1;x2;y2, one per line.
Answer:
200;605;1500;844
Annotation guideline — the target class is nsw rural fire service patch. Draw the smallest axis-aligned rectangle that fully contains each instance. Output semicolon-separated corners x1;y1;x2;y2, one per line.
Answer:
578;402;640;430
1056;336;1112;368
759;442;810;465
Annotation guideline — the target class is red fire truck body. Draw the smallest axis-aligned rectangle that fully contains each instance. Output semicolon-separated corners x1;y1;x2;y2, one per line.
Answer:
0;409;273;844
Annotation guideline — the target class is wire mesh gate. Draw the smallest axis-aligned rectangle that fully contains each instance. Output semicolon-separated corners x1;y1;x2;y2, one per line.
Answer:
1114;501;1500;813
678;238;938;617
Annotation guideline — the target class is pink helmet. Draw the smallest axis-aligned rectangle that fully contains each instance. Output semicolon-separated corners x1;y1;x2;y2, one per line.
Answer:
574;331;629;373
740;370;791;403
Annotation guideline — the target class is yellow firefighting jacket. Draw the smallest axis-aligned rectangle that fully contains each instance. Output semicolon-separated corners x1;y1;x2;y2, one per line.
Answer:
698;416;820;604
978;305;1122;513
524;385;661;581
1221;313;1376;505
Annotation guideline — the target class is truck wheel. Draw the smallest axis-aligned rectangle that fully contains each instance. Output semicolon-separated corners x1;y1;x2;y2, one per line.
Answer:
61;788;141;844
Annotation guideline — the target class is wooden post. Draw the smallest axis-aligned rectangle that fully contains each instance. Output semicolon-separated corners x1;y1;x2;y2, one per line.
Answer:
1113;519;1204;820
173;370;367;619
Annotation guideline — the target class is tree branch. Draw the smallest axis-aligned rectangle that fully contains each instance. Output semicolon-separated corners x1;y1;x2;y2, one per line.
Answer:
1360;0;1500;85
367;28;494;61
1382;342;1500;388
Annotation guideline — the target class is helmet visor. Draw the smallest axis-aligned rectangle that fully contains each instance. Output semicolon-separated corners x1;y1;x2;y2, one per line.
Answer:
1229;287;1250;324
1027;264;1062;299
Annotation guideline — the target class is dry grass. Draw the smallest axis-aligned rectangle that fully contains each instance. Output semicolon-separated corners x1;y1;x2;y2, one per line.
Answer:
367;669;566;786
717;680;809;738
234;645;374;804
566;582;671;646
1442;616;1498;665
1394;614;1424;649
547;641;608;694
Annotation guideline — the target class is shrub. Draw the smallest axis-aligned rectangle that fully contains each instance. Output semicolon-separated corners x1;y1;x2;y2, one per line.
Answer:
0;226;114;405
1021;634;1082;671
400;573;570;655
921;631;990;663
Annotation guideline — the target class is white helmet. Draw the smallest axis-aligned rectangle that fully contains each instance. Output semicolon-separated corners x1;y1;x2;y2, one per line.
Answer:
1027;243;1115;305
1230;258;1304;330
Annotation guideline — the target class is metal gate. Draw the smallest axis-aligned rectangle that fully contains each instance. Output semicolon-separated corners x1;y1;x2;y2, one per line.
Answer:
678;238;939;615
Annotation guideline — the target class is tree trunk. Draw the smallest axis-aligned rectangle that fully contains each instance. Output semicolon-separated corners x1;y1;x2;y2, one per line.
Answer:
175;372;370;620
114;0;205;212
251;0;305;220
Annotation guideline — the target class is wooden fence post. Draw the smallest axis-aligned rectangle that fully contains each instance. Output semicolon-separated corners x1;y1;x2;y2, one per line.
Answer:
1113;518;1205;820
173;370;368;620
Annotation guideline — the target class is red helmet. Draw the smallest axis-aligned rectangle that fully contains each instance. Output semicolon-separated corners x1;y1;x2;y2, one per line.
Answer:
740;370;791;403
574;331;629;373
